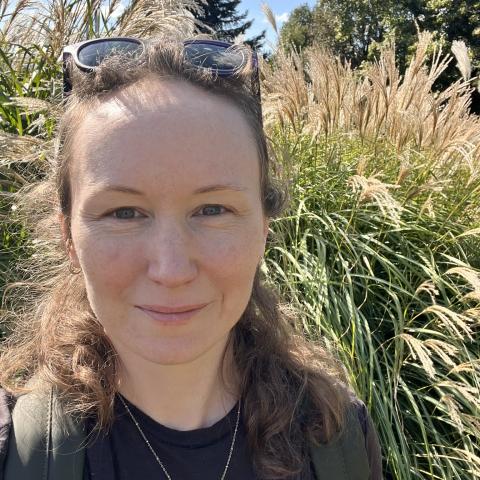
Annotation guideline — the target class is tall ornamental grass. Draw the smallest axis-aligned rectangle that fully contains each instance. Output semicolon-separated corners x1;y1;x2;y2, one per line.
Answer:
261;31;480;479
1;1;479;478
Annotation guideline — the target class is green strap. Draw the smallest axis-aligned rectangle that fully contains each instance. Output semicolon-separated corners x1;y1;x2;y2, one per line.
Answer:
309;405;371;480
4;387;85;480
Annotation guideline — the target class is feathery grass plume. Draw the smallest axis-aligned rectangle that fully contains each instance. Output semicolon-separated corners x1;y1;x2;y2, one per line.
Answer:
0;132;49;168
0;0;35;38
457;226;480;238
4;97;52;114
446;266;480;303
263;31;480;226
261;46;310;132
348;174;403;225
451;40;472;81
398;333;436;379
261;3;277;36
114;0;204;39
308;47;354;137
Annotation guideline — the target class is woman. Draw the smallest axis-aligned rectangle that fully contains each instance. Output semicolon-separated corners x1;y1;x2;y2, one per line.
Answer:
0;36;382;479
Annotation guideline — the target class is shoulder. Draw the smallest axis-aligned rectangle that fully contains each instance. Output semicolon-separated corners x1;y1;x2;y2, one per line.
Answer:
0;385;85;480
346;393;383;480
308;387;383;480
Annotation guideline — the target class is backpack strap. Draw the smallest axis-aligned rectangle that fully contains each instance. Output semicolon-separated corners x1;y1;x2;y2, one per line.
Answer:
309;402;371;480
4;386;85;480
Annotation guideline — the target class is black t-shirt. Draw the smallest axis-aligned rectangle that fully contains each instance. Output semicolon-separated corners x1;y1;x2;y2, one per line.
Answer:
84;395;263;480
83;394;381;480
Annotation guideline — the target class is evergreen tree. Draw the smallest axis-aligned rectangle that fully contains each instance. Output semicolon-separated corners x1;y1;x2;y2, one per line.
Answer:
194;0;265;49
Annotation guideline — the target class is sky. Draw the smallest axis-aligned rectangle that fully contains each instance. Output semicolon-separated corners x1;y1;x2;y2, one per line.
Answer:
239;0;317;50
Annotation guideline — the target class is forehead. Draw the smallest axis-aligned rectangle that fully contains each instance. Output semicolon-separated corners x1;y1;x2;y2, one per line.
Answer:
70;77;260;194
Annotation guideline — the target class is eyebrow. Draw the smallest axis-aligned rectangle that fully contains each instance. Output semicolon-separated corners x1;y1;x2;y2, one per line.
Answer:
194;184;247;194
97;183;248;195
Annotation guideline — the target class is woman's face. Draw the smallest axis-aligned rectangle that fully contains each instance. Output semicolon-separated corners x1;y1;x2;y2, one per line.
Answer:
65;77;269;367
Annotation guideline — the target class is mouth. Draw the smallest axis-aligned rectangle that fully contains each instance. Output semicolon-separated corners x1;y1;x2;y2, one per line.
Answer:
135;304;208;325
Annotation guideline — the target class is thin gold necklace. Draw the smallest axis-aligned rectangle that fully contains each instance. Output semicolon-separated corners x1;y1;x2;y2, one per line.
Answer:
118;394;242;480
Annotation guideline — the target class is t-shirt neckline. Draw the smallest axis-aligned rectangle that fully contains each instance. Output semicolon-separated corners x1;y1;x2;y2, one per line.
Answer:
115;394;241;448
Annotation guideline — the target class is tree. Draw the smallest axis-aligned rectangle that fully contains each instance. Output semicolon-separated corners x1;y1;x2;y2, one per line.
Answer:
417;0;480;87
279;5;315;52
280;0;413;66
193;0;265;49
280;1;480;68
279;0;480;110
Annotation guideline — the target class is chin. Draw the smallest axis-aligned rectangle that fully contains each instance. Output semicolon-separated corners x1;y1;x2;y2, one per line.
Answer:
132;336;230;367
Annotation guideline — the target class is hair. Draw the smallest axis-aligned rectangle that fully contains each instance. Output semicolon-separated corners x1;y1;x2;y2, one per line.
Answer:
0;37;351;479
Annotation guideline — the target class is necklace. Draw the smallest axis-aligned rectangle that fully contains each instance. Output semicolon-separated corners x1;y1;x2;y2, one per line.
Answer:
118;394;242;480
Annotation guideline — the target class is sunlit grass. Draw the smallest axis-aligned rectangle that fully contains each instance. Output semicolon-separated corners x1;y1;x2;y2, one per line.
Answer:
263;128;479;478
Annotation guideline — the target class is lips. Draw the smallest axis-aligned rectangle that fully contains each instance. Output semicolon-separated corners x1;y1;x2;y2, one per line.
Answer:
135;303;209;325
137;303;209;314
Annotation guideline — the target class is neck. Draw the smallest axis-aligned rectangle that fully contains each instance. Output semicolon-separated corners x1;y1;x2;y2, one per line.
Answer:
116;339;239;431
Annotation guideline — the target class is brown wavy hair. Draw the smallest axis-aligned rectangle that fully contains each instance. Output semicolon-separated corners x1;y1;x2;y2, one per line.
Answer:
0;37;350;479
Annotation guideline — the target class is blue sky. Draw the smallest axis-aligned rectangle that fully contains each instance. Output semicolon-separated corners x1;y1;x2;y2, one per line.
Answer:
239;1;317;49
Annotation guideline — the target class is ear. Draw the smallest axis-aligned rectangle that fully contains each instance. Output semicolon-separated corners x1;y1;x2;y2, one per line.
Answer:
59;212;80;268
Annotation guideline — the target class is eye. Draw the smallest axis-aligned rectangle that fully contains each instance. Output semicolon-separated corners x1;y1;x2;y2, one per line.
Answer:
197;205;230;216
108;207;143;220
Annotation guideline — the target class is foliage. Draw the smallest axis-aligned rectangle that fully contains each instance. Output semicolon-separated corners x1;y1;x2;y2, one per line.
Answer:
278;5;317;54
279;0;480;95
191;0;265;48
416;0;480;90
261;32;480;479
279;0;410;62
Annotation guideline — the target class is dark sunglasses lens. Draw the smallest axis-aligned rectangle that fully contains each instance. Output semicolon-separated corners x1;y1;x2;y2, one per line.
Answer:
78;40;142;68
184;43;246;73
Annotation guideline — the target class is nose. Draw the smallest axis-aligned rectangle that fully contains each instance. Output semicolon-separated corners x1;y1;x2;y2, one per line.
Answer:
146;219;198;288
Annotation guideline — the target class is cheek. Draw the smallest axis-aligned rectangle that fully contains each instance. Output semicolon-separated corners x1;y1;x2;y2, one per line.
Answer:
75;230;142;299
199;225;264;273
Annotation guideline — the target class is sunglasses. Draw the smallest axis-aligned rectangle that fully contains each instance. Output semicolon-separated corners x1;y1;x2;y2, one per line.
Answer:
60;36;260;98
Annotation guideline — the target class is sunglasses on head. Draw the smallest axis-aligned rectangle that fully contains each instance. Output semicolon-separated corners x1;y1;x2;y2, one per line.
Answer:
60;36;260;98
